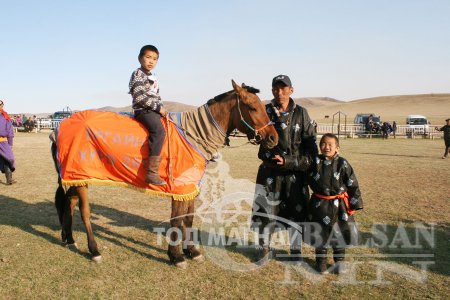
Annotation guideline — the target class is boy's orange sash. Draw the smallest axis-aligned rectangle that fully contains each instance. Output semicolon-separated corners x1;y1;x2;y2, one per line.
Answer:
312;192;354;215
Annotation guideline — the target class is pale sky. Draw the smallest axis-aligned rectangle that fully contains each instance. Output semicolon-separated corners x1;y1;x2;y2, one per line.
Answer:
1;0;449;114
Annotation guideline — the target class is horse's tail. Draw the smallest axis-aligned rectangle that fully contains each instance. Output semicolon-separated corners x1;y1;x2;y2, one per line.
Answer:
51;142;60;179
51;138;66;226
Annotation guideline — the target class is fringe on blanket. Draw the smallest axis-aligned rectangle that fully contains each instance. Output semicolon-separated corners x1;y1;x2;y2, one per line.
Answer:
61;179;200;201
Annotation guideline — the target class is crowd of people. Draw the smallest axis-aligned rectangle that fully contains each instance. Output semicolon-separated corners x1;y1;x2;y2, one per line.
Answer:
364;114;398;139
11;114;37;132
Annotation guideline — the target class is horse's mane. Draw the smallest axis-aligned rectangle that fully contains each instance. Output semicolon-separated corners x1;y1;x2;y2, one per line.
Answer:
207;85;260;105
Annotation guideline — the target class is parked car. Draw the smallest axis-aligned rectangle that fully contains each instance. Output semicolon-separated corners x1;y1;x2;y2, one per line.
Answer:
354;113;381;125
406;114;429;135
354;113;382;133
51;111;72;120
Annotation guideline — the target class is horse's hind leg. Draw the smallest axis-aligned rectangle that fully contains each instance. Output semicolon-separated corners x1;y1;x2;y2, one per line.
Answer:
77;186;101;262
168;199;187;269
182;199;204;262
55;185;66;241
61;187;79;248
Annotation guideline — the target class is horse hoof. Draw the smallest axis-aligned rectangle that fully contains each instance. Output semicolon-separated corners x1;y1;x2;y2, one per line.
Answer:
92;255;102;263
175;261;187;269
183;247;203;262
67;243;78;250
193;254;205;262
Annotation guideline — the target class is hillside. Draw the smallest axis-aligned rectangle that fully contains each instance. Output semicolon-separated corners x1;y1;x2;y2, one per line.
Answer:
96;101;196;113
297;93;450;124
29;93;449;125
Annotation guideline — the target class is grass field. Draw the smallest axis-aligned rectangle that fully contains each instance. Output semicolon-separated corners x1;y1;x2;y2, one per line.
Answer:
1;132;449;299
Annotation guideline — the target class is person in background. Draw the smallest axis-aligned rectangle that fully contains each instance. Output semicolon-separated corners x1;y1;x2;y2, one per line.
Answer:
15;115;22;127
392;121;397;138
381;122;389;139
0;99;16;185
435;118;450;159
129;45;168;185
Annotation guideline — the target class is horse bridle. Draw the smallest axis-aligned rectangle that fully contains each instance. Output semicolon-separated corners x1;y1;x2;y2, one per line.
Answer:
235;95;274;145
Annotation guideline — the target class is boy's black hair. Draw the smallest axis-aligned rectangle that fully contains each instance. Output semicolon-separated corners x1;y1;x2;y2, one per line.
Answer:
320;133;339;146
139;45;159;58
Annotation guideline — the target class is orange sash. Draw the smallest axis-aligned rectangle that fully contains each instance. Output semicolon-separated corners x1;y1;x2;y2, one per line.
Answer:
56;110;207;201
313;192;354;216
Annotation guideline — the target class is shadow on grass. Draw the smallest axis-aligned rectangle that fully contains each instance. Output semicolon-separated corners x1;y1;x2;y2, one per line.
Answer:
195;221;449;277
4;194;447;277
358;220;450;277
356;152;434;159
0;195;170;264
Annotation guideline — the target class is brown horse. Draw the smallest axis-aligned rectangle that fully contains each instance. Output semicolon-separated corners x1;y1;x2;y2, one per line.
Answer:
51;80;278;268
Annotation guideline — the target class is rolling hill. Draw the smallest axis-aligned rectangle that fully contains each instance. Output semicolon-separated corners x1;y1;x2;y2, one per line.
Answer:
295;93;450;124
30;93;449;125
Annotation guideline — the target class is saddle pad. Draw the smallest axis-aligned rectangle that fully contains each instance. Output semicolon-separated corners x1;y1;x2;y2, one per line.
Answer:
56;110;207;200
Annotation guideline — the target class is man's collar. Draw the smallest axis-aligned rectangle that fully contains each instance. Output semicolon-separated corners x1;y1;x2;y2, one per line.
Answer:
271;98;295;112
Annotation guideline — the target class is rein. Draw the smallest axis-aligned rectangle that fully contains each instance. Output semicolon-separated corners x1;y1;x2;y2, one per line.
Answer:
235;95;274;145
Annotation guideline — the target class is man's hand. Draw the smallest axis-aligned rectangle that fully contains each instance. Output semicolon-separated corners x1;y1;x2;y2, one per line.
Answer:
272;154;285;166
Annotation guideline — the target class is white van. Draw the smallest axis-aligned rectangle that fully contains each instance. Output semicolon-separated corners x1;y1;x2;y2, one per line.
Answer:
406;115;429;135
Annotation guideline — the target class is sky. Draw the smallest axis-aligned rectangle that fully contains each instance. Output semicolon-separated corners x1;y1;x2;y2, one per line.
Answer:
1;0;450;114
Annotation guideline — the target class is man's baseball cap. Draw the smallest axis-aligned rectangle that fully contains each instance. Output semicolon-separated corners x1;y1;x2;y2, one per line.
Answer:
272;75;292;87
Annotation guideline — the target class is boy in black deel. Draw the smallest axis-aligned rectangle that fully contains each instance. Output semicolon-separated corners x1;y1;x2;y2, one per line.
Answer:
306;133;363;274
435;118;450;159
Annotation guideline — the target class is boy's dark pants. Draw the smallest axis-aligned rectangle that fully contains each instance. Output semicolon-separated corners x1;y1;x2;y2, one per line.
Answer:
135;110;166;156
135;110;167;185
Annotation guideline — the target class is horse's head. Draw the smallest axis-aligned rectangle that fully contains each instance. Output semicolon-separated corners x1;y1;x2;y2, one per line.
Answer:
230;80;278;149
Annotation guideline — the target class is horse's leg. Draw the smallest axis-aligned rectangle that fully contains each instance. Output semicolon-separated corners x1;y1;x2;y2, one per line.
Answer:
182;199;204;262
55;185;67;242
61;187;79;249
77;186;101;262
168;199;187;269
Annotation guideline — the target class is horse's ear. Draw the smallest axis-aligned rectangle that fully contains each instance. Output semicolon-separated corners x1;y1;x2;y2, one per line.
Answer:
232;79;243;93
242;83;247;88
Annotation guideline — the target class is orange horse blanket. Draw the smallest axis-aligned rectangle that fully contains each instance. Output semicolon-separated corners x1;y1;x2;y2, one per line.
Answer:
56;110;207;201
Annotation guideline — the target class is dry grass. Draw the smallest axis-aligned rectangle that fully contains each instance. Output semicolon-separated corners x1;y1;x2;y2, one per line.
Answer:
1;132;449;299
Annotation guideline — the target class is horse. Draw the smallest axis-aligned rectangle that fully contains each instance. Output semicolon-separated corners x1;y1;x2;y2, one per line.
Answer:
51;80;278;268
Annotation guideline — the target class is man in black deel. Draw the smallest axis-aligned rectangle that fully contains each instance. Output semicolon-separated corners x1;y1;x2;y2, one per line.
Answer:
251;75;318;263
